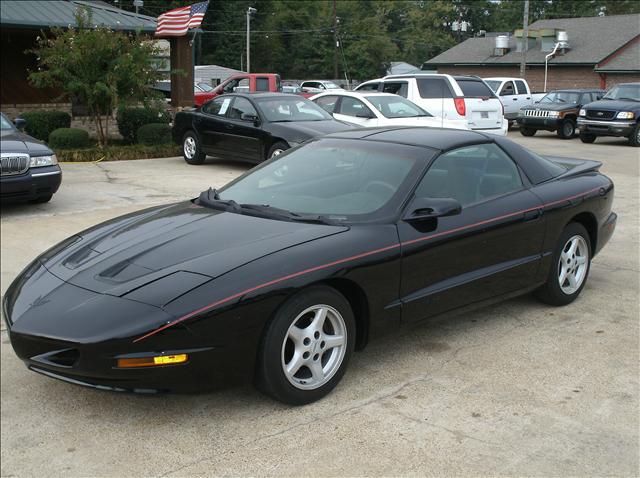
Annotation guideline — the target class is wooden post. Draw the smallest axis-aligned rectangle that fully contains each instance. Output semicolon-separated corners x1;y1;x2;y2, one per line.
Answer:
170;36;194;108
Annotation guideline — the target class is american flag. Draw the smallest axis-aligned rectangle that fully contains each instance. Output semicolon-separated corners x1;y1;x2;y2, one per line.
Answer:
155;1;209;37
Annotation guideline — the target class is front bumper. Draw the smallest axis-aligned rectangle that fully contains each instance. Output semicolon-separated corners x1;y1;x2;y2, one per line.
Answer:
577;118;636;137
516;116;562;130
0;165;61;201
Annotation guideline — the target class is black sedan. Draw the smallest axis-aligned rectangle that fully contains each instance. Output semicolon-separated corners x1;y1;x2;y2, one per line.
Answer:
172;92;354;164
4;127;616;404
1;113;61;203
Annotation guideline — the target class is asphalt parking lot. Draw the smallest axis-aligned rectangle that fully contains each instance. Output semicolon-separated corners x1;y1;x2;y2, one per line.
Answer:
1;131;638;476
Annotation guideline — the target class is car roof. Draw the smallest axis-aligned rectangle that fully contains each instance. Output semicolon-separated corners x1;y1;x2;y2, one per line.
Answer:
230;92;304;100
323;126;491;151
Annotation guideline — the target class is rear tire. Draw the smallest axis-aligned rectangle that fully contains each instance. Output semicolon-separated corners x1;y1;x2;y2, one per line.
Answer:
534;223;591;306
256;286;355;405
580;132;597;144
267;141;289;160
557;119;576;139
520;127;536;137
629;122;640;147
182;131;206;165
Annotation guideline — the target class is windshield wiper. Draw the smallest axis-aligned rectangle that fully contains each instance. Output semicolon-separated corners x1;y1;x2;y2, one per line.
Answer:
196;188;241;212
239;203;340;225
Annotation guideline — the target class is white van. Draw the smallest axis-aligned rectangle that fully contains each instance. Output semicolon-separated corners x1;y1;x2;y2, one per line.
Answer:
355;74;507;135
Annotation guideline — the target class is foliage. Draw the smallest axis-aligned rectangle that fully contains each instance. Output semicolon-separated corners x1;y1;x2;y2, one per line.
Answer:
28;8;164;146
19;110;71;142
56;143;181;162
116;106;171;143
48;128;90;149
137;123;172;145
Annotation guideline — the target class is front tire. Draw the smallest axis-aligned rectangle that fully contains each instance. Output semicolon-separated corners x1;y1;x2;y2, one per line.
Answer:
580;132;597;144
182;131;206;165
267;141;289;160
256;286;355;405
557;119;576;139
629;122;640;147
520;127;536;137
535;223;591;306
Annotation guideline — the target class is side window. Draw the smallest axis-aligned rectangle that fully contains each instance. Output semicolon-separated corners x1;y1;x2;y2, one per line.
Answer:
255;77;270;91
514;80;527;95
358;82;379;91
416;79;452;99
315;95;339;113
202;96;232;116
382;82;408;98
414;143;523;207
338;96;374;118
222;78;242;94
227;97;258;120
501;81;515;96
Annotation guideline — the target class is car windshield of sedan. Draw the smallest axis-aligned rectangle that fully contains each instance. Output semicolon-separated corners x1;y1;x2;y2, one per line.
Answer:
218;138;424;219
257;98;334;122
365;96;432;118
540;91;580;104
0;114;15;130
602;84;640;101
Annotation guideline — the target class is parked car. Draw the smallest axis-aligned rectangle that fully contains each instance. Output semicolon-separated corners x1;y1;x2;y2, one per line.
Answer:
577;83;640;146
300;80;344;94
354;74;507;135
483;77;546;121
3;127;616;404
172;93;354;164
311;91;468;130
0;113;61;203
152;81;220;106
516;89;605;139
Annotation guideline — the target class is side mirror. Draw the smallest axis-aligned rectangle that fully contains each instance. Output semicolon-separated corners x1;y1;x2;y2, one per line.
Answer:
356;112;375;119
14;118;26;130
403;197;462;222
241;113;260;126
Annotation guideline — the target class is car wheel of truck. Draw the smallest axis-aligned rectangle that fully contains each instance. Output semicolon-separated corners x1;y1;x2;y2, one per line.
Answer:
182;132;206;165
520;127;536;137
557;119;575;139
629;123;640;147
580;132;597;144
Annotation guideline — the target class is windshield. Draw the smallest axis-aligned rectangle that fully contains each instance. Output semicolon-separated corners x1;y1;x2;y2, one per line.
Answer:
484;80;501;93
218;138;425;220
365;95;432;118
0;114;15;131
540;91;580;104
603;84;640;101
324;82;341;89
257;97;333;122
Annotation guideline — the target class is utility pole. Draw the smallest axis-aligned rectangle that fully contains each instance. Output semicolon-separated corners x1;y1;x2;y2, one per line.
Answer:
333;0;339;79
520;0;529;78
246;7;257;73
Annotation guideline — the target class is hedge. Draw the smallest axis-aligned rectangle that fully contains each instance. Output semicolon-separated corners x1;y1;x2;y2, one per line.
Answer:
137;123;172;145
56;143;181;162
19;110;71;142
48;128;90;149
117;106;171;143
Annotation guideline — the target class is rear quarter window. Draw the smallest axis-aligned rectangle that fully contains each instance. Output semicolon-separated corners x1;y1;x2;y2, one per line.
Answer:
256;77;270;91
417;78;453;99
456;79;495;98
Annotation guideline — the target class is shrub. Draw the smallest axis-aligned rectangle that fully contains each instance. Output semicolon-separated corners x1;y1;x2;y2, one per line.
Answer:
48;128;90;149
19;110;71;141
137;123;172;145
117;106;170;143
56;143;181;162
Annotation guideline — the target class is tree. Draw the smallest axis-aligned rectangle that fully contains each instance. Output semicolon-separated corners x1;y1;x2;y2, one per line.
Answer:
29;8;163;145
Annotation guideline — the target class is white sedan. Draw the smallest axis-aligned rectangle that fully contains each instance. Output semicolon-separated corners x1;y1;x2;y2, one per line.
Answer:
310;91;469;130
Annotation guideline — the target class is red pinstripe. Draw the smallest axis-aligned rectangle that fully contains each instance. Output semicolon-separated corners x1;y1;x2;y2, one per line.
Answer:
133;186;602;343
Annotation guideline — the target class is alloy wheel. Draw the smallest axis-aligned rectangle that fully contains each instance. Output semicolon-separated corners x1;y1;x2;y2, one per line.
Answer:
184;137;196;159
281;304;347;390
558;235;589;295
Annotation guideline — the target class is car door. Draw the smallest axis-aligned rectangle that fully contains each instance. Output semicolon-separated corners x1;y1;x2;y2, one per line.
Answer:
198;96;234;156
414;77;452;120
333;96;378;126
223;96;264;162
398;142;545;324
500;81;520;117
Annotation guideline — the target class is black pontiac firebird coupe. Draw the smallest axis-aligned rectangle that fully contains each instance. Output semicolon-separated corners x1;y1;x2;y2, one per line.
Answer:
3;127;616;404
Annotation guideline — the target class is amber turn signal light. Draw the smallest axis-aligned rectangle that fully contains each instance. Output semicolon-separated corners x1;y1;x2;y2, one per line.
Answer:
117;354;188;368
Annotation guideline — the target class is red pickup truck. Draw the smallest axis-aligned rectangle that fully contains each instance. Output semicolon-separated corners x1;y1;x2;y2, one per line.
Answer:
195;73;282;105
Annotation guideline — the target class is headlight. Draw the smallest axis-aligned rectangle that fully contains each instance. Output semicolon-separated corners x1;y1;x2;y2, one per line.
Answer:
579;109;586;117
30;154;58;167
616;111;635;119
548;111;560;118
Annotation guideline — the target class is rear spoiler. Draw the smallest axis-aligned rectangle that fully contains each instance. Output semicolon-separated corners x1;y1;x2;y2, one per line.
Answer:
545;156;603;178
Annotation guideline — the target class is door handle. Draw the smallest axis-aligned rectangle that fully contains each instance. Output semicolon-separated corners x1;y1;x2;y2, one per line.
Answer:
225;124;234;130
526;97;531;100
523;209;542;221
512;98;518;101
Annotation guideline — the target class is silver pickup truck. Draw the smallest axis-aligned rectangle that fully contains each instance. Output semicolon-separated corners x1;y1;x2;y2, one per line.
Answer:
483;77;546;121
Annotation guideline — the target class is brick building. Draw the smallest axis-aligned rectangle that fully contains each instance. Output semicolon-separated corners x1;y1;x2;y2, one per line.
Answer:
424;14;640;92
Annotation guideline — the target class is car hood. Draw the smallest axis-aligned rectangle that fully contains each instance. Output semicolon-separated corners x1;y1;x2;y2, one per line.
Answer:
0;130;52;156
266;120;354;143
38;201;348;298
582;99;639;111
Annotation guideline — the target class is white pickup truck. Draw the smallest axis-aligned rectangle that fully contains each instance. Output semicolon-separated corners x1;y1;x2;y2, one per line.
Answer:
483;78;546;121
